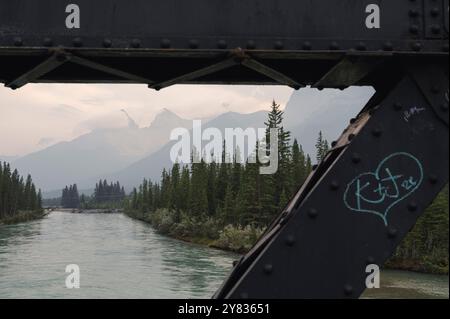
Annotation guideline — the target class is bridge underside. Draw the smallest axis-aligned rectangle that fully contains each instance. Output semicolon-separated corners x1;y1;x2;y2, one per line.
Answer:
0;49;447;91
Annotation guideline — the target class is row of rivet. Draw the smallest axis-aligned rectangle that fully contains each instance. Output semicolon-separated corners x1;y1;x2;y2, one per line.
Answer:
9;37;449;52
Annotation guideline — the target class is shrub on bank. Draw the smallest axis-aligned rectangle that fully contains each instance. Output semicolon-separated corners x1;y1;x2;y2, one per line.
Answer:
213;224;265;253
0;210;46;225
125;208;265;253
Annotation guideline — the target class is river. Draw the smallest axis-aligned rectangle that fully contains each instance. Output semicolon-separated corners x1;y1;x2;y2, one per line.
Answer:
0;211;448;299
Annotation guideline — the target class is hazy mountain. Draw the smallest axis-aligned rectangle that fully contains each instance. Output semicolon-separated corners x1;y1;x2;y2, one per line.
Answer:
0;155;18;163
18;87;374;196
104;87;374;190
285;87;374;159
103;111;267;190
12;108;191;193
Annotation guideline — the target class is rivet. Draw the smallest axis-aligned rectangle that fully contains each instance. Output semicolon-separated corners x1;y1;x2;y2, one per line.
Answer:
330;41;340;50
429;175;439;184
131;39;141;48
367;256;376;265
388;227;398;239
430;7;440;17
372;128;382;137
431;25;441;35
274;41;284;50
351;153;361;164
302;41;312;50
348;134;355;141
217;40;227;49
246;40;256;50
13;37;23;47
344;285;353;296
189;39;199;49
72;37;82;47
308;208;318;219
330;181;340;191
393;102;403;111
317;86;324;91
240;293;249;299
263;264;273;275
409;9;419;18
409;25;419;34
408;201;418;212
161;38;171;49
412;42;422;51
285;235;296;246
383;42;393;51
103;39;112;48
331;141;338;148
43;37;53;47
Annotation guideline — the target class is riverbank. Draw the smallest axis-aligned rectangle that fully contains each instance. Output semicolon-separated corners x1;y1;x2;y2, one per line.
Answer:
124;208;449;275
124;209;263;254
67;208;123;214
0;210;48;225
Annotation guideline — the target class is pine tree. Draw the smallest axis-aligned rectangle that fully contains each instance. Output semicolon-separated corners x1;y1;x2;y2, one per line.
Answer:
0;161;42;219
179;166;190;212
263;100;292;213
189;160;208;216
315;131;330;163
207;160;217;216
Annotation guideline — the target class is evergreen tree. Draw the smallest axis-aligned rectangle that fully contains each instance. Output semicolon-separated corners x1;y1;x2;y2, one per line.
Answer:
264;100;292;214
0;161;42;219
315;131;330;163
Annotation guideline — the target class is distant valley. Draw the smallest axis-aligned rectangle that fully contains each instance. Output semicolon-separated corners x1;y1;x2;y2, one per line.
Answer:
8;87;374;196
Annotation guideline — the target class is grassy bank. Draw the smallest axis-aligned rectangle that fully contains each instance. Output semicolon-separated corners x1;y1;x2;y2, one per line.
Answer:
125;208;448;275
385;258;448;275
125;209;264;254
0;210;47;225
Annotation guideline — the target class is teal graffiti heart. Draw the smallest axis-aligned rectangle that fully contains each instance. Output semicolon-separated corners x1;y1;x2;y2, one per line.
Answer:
343;152;424;226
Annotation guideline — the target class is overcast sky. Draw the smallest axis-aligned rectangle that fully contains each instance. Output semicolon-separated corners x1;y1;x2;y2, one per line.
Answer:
0;84;294;156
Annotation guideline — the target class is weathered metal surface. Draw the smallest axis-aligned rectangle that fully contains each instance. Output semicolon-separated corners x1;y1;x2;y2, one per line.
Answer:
0;0;448;88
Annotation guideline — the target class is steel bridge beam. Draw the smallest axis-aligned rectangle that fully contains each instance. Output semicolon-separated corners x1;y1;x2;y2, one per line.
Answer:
214;62;449;299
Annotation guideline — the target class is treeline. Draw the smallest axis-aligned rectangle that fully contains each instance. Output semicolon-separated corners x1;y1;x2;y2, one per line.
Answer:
61;184;80;208
125;102;319;252
94;180;126;203
128;101;314;229
0;161;43;221
60;180;125;209
388;185;449;274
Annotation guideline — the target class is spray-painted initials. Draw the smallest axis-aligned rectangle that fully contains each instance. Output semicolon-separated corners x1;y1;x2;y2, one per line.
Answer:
343;152;424;226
